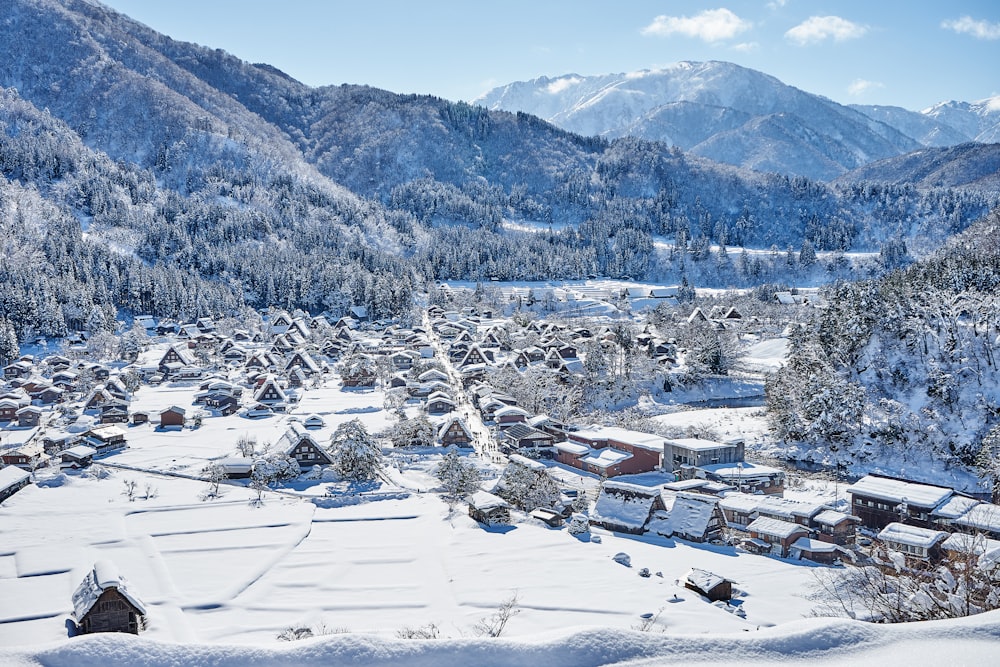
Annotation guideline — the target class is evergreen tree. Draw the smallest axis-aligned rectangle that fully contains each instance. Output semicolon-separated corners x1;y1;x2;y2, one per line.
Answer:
0;317;18;365
434;447;482;498
329;419;383;482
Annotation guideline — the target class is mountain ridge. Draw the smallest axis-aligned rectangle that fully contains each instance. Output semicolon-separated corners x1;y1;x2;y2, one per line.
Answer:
474;62;1000;181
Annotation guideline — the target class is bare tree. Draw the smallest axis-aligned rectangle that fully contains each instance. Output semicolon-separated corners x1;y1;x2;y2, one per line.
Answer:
235;434;258;457
203;462;228;498
473;591;521;638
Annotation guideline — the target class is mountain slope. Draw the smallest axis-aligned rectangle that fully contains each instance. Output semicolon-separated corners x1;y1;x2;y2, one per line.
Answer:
834;143;1000;191
473;62;921;180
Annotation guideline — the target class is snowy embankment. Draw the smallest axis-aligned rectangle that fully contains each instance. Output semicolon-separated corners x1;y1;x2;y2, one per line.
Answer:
3;613;1000;667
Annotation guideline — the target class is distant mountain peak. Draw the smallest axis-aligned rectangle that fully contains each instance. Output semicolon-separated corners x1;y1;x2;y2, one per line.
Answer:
475;61;991;181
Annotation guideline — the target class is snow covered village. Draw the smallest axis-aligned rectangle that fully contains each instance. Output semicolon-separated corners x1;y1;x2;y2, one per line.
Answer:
4;0;1000;664
1;279;1000;659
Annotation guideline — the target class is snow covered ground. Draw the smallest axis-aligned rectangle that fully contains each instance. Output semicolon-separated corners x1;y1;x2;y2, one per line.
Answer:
3;349;998;661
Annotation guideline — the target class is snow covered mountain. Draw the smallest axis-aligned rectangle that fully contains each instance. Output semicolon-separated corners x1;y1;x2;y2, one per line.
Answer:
473;62;997;181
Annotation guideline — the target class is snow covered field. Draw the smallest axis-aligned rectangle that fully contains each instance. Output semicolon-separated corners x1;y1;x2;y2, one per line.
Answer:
2;358;999;662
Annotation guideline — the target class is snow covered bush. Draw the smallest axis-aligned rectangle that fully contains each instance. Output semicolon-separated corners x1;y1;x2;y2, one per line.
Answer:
567;513;591;536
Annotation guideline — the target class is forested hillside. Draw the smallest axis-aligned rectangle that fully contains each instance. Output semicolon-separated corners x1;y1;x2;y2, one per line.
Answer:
0;0;997;347
767;208;1000;489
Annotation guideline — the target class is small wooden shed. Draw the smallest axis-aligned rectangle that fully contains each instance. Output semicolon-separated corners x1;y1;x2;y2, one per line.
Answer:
72;560;147;635
468;491;511;526
681;567;734;602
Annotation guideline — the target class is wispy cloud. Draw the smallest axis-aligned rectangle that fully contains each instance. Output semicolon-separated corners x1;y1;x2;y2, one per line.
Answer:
848;79;884;97
641;8;751;43
942;16;1000;40
785;16;868;45
767;0;788;9
546;77;582;94
732;42;759;52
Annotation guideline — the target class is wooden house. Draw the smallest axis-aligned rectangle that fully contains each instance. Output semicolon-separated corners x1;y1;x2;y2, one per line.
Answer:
158;406;186;428
426;392;456;415
0;466;31;503
16;405;42;427
745;516;809;557
61;445;97;468
681;568;733;602
590;481;664;535
812;509;861;545
72;561;147;635
158;344;197;375
83;426;127;455
498;423;555;453
277;422;332;467
847;474;954;530
285;351;321;376
439;417;474;448
253;375;288;406
877;522;949;565
647;491;727;543
468;491;511;526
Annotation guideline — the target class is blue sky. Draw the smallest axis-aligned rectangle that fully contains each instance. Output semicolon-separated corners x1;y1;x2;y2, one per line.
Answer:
101;1;999;111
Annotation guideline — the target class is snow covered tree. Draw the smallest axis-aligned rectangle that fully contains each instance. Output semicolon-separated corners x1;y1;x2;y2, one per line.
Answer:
202;462;228;498
494;458;560;511
976;426;1000;503
434;447;482;498
329;418;383;482
390;415;437;449
0;318;18;366
813;535;1000;622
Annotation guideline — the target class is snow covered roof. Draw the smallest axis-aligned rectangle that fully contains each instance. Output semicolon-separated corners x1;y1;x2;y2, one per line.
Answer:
846;475;953;509
553;441;590;456
61;445;97;460
954;503;1000;533
747;516;808;540
942;533;1000;562
650;492;721;540
580;448;632;468
72;560;146;621
666;437;738;452
468;490;510;511
573;426;664;452
700;461;782;478
592;483;659;530
681;567;732;593
877;522;949;549
791;537;839;553
0;465;30;492
813;510;859;526
932;495;981;520
508;454;547;471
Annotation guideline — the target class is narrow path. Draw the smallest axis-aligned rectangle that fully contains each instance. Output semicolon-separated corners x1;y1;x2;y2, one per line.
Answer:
422;310;505;465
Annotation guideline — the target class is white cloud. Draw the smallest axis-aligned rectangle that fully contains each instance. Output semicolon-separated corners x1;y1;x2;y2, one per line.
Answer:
848;79;884;97
767;0;788;9
731;41;759;52
942;16;1000;40
641;8;752;43
545;77;582;94
785;16;868;45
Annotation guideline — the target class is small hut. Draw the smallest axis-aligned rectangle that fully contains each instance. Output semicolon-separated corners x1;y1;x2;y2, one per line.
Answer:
468;491;511;526
72;560;147;634
681;567;733;602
